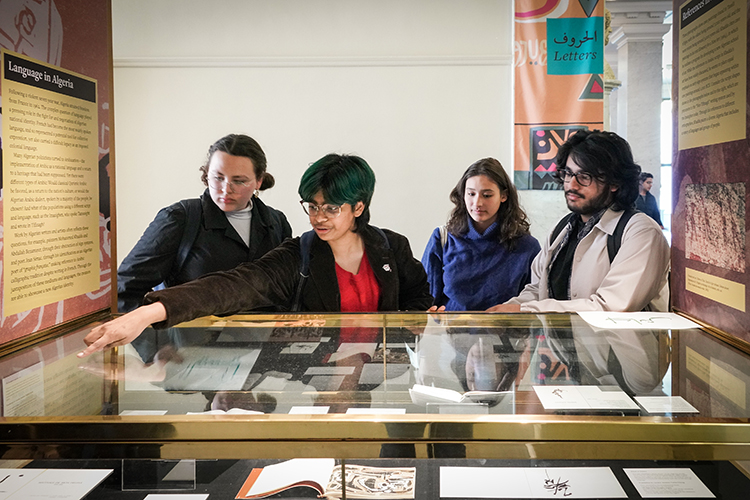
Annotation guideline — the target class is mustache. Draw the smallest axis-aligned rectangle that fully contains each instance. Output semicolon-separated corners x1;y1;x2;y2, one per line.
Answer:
565;189;584;198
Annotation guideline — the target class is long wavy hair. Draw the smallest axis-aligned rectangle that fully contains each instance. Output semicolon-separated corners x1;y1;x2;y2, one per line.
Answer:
446;158;531;249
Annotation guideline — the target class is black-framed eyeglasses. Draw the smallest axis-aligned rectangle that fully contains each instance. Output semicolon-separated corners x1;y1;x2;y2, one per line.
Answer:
208;175;254;191
561;168;595;187
300;201;342;219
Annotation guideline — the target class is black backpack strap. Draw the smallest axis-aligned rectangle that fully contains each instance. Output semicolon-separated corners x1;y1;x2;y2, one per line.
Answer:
298;230;315;278
156;199;202;291
291;230;316;311
549;212;576;246
173;199;202;277
371;226;391;249
607;208;637;263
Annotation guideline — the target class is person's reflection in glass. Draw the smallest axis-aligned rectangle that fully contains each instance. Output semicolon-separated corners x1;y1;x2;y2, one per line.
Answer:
519;316;670;401
464;337;517;393
571;319;670;397
206;391;277;414
450;330;521;395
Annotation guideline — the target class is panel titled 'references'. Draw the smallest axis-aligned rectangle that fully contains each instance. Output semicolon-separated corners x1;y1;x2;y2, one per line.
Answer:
678;0;747;150
2;50;100;316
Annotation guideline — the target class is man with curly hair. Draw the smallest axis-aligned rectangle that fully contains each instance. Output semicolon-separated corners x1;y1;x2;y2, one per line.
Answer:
488;130;670;313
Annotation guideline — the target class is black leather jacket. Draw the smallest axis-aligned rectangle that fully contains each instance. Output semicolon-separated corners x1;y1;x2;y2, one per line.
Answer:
145;224;433;328
117;189;292;312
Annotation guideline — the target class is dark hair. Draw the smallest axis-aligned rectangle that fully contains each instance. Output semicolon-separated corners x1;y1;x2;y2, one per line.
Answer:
298;154;376;232
199;134;274;190
446;158;531;248
639;172;654;183
553;130;641;211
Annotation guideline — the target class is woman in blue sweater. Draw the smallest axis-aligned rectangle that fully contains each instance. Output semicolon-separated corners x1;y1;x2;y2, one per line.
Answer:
422;158;540;311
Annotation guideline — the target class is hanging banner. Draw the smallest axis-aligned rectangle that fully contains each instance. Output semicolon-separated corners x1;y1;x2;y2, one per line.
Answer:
514;0;605;190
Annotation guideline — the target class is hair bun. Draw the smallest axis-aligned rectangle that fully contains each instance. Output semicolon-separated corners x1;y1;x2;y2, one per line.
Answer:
259;172;275;190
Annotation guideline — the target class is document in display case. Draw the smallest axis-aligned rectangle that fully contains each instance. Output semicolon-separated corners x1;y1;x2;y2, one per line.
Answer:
236;459;415;499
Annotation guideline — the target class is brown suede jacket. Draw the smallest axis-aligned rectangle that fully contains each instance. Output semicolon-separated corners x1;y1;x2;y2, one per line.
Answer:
144;225;433;328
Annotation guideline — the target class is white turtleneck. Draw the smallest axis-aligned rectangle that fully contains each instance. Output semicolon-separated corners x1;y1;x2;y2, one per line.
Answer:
224;199;253;247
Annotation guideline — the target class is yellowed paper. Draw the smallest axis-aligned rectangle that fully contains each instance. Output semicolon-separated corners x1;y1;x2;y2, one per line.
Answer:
44;352;103;416
708;359;746;409
686;347;710;385
686;347;746;409
2;50;100;315
685;268;745;312
1;362;44;416
678;0;747;150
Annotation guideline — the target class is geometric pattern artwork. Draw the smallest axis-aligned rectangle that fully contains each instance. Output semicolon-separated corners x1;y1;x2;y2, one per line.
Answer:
520;126;589;190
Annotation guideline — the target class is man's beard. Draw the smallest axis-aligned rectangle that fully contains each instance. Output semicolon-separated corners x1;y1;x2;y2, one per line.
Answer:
565;186;613;216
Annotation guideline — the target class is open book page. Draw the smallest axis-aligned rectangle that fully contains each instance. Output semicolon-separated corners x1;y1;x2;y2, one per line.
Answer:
409;384;509;406
236;458;334;498
326;465;416;499
409;384;463;404
236;461;415;499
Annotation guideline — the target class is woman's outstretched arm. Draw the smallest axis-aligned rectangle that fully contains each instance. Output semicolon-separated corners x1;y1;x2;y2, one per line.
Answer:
77;302;167;357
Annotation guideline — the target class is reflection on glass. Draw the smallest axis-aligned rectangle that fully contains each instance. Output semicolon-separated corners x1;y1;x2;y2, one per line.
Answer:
2;313;748;421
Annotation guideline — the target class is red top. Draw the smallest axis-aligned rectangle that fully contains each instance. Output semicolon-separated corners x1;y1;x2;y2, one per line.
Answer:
335;251;381;312
334;252;381;354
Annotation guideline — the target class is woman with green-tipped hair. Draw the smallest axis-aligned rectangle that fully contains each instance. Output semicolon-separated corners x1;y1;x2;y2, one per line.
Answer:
79;154;432;357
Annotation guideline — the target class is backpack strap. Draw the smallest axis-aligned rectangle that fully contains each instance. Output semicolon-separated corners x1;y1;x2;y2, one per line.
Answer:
549;212;577;246
298;230;315;278
372;226;391;249
438;225;448;249
607;208;637;263
290;226;390;311
291;230;315;311
156;199;202;290
173;199;202;275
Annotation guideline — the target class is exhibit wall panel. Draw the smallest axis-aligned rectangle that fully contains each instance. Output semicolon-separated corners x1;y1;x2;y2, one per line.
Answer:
671;0;750;346
0;0;114;344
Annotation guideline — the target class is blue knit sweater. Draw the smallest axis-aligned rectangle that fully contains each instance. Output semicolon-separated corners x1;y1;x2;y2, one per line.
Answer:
421;219;540;311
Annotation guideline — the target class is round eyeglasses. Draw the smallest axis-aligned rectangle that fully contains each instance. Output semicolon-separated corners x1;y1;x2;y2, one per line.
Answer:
561;168;595;187
300;201;342;219
208;175;254;191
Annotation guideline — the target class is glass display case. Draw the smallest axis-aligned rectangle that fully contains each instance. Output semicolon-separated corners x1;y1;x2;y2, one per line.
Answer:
0;312;749;498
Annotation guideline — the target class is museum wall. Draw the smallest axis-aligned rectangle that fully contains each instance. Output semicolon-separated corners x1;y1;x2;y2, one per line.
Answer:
110;0;548;263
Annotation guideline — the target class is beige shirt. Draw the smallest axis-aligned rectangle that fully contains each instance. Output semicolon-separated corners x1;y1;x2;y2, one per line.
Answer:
507;209;670;312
